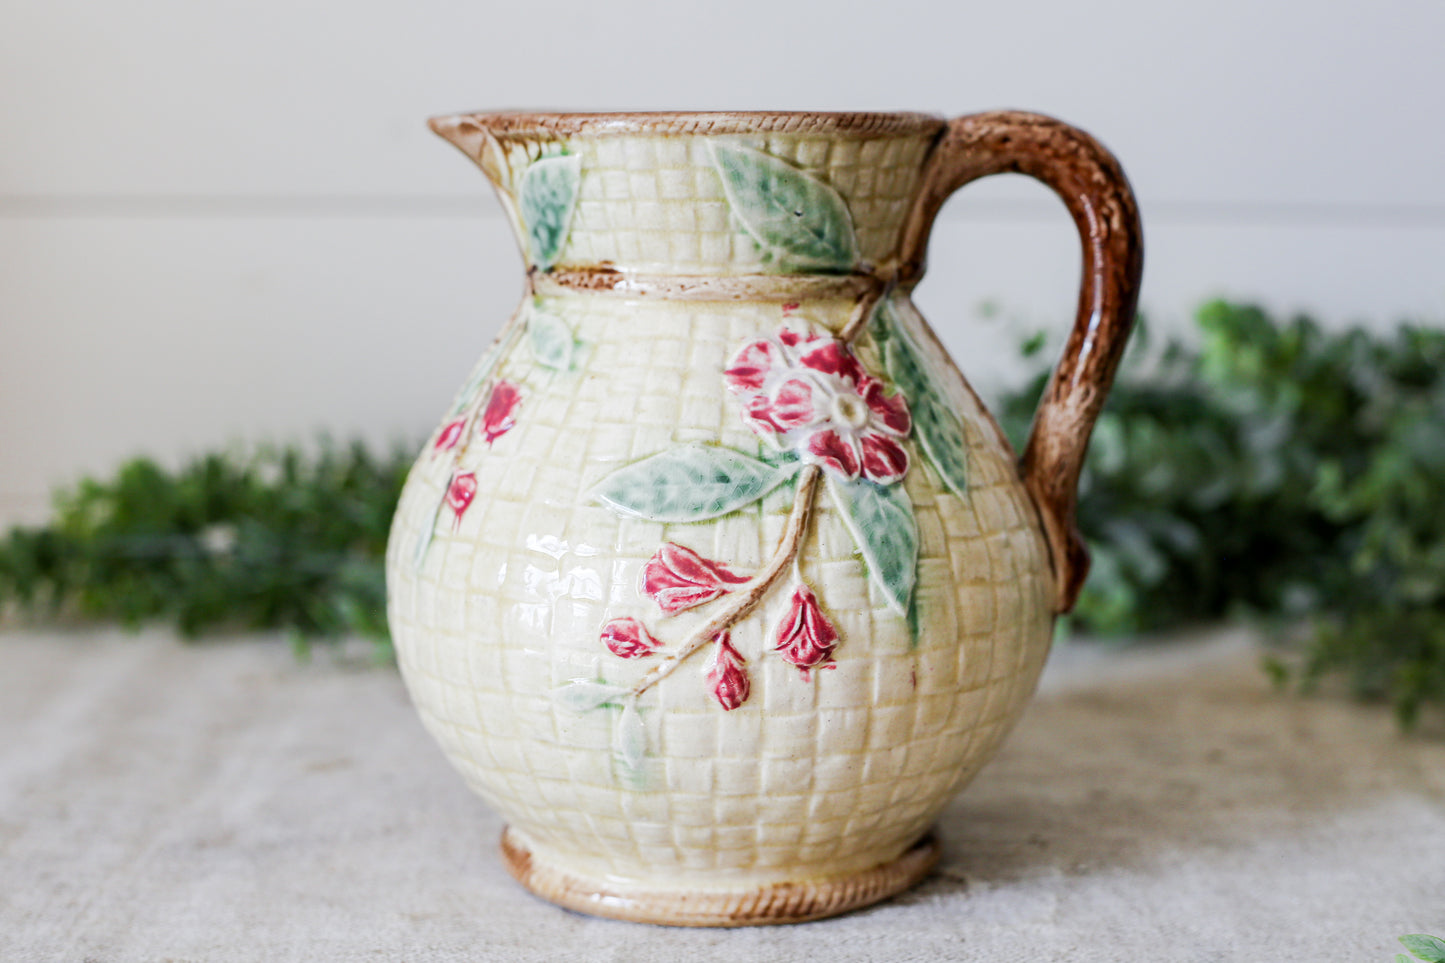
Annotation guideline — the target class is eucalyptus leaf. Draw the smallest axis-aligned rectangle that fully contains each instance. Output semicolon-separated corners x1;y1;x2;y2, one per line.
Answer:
1400;935;1445;963
614;701;646;771
518;154;581;271
591;446;791;522
709;143;858;273
528;309;575;371
555;680;631;713
828;475;918;616
876;302;970;498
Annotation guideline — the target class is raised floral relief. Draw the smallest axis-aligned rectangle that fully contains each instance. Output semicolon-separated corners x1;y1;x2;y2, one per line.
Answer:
413;295;586;569
725;328;911;484
434;418;466;453
517;153;581;272
709;143;859;273
773;583;839;680
642;543;751;615
535;144;971;778
444;472;478;526
479;382;522;445
527;307;578;371
564;314;914;775
412;362;525;567
870;301;971;498
600;618;658;659
706;634;749;711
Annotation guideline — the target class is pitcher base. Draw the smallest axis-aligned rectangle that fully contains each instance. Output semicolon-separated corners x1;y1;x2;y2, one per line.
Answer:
499;826;941;927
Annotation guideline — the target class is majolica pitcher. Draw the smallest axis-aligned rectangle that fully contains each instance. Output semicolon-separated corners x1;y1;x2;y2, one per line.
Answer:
385;110;1142;925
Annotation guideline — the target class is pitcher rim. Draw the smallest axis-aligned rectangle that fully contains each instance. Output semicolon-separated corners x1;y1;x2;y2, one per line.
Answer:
427;110;946;139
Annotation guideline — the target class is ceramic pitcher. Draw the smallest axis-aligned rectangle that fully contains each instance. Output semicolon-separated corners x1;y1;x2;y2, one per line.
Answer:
386;110;1142;925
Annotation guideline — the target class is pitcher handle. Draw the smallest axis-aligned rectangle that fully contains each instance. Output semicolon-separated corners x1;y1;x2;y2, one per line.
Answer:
899;111;1144;613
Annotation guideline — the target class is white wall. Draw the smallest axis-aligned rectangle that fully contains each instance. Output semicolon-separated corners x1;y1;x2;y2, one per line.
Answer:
3;0;1443;522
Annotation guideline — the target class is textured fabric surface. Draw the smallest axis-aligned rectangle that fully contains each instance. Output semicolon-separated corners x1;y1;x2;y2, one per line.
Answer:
2;627;1441;962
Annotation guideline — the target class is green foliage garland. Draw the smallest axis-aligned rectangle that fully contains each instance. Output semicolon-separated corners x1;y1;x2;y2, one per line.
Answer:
0;442;409;661
997;301;1445;727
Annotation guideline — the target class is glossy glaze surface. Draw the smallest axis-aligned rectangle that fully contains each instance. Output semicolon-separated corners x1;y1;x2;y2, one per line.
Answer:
385;110;1141;922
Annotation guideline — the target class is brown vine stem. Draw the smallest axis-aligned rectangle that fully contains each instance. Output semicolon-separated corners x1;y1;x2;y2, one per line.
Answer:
836;277;894;343
631;464;823;699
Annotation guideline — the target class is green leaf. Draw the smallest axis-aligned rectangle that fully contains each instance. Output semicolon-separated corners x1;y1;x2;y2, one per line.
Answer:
528;309;575;371
518;154;581;271
709;143;859;273
1401;935;1445;963
555;680;630;712
614;701;645;771
590;446;792;522
829;475;918;616
877;303;969;498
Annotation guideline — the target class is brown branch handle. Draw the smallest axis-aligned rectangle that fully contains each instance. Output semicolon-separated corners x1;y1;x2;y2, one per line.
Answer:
899;111;1144;613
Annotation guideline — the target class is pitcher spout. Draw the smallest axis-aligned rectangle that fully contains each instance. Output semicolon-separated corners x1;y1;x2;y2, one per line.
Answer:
428;113;506;185
426;110;947;278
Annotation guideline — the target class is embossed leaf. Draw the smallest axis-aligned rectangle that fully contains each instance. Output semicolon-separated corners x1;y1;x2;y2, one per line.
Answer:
878;303;969;498
1400;935;1445;963
528;309;575;371
449;317;525;417
614;701;646;771
710;143;859;273
555;680;631;713
518;154;581;271
829;475;919;616
591;446;791;522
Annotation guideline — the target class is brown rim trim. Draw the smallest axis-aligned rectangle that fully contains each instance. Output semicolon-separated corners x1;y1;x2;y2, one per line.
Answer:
531;268;888;302
901;111;1144;613
428;110;945;139
500;826;941;927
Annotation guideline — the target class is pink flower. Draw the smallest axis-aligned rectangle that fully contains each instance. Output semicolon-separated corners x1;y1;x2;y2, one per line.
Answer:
724;329;911;484
601;617;658;659
774;583;839;680
642;543;751;615
706;633;750;710
434;418;467;452
481;381;522;445
445;472;477;525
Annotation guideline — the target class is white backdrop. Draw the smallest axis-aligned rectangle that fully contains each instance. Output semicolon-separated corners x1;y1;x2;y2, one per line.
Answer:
2;0;1443;522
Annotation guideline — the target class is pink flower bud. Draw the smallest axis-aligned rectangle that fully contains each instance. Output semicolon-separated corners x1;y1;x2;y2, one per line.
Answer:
774;583;839;680
434;418;467;452
707;633;750;711
641;543;751;616
600;617;658;659
445;472;477;525
481;381;522;445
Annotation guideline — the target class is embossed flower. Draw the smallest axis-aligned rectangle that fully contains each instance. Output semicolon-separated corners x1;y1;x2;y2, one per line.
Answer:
724;328;911;484
773;583;839;679
600;617;659;659
481;381;522;445
445;471;477;524
706;633;750;710
434;417;467;453
642;543;751;615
